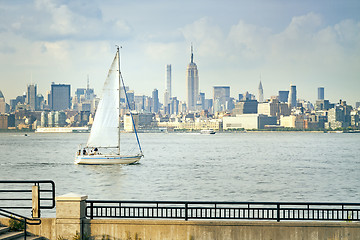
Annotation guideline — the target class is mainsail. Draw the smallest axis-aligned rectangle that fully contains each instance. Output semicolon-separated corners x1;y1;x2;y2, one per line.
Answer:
87;52;120;148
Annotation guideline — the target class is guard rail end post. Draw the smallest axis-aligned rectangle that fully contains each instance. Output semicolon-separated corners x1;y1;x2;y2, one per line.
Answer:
55;193;88;240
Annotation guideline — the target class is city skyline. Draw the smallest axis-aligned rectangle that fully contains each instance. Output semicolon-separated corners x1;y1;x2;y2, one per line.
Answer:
0;0;359;105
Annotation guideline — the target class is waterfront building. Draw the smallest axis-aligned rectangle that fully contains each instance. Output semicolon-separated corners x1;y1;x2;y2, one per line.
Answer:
258;81;264;102
54;111;67;127
152;89;159;113
157;118;222;131
278;91;289;103
223;114;277;130
51;83;71;111
325;101;352;129
0;114;15;129
27;84;37;111
186;45;199;111
232;100;258;115
318;87;324;100
280;115;305;129
124;112;154;132
41;111;49;127
289;85;297;109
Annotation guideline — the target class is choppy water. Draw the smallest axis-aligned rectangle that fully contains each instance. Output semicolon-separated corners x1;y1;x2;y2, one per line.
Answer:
1;131;360;216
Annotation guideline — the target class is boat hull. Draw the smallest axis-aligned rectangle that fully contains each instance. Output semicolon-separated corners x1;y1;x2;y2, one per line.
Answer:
74;154;142;165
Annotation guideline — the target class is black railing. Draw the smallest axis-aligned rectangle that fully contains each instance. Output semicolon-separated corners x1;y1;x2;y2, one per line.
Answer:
86;200;360;222
0;180;55;217
0;208;41;240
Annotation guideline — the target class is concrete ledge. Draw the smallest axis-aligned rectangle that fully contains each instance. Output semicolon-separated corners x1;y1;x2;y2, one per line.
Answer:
2;217;360;240
55;193;88;202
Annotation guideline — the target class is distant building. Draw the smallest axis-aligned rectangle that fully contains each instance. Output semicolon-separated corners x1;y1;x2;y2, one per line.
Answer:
289;85;297;109
258;101;278;117
164;64;172;106
27;84;37;111
223;114;277;130
0;90;9;114
280;115;305;129
318;87;324;100
258;81;264;102
213;86;230;112
233;100;258;115
152;89;159;113
186;45;199;111
278;91;289;103
124;113;154;132
51;83;71;111
315;99;331;110
356;102;360;109
170;97;179;115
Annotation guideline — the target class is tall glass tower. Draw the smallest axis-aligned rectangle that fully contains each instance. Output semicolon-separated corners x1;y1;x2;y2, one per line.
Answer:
318;87;324;100
186;45;199;111
164;64;172;106
289;85;297;109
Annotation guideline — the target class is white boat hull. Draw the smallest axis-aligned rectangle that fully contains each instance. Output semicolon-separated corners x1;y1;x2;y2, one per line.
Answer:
75;154;142;165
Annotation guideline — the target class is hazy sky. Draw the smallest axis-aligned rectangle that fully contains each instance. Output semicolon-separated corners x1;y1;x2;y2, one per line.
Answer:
0;0;359;105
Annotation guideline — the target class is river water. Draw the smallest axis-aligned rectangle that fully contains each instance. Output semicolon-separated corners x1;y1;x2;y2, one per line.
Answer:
1;132;359;211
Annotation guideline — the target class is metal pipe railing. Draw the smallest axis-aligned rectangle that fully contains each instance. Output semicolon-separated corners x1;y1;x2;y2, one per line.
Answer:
85;200;360;222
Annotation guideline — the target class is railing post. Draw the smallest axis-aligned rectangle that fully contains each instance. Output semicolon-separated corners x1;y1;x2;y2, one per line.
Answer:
56;193;88;240
90;202;94;219
24;218;27;240
277;204;280;222
32;185;40;218
185;203;188;221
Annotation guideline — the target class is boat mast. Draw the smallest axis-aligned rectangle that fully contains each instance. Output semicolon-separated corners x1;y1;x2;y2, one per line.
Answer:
117;46;121;155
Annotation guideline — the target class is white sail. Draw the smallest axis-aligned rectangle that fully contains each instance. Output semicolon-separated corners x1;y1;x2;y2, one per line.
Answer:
87;52;120;148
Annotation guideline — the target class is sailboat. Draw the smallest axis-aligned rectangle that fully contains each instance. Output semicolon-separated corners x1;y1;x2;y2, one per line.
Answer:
74;47;143;165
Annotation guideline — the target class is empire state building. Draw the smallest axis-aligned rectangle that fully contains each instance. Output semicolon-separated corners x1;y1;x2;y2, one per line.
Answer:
186;45;199;111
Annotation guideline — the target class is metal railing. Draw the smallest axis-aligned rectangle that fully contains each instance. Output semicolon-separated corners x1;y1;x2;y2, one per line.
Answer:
86;200;360;222
0;208;41;240
0;180;55;217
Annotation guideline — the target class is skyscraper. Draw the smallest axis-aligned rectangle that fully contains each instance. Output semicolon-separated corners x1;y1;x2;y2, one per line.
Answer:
289;85;297;109
164;64;172;106
258;81;264;102
186;45;199;111
166;64;171;99
152;88;159;113
318;87;324;100
27;84;37;111
51;83;71;111
213;86;230;112
278;91;289;103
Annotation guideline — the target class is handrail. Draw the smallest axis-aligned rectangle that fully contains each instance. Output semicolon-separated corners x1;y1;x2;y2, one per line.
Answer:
0;208;41;240
0;180;55;210
85;200;360;222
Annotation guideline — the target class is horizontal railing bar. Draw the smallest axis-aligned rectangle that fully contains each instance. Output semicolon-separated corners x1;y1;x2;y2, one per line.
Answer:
0;206;33;209
85;200;360;206
0;180;54;183
0;190;32;192
0;198;32;201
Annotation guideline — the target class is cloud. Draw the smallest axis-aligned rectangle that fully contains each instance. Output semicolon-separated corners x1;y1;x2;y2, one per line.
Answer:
1;0;133;41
